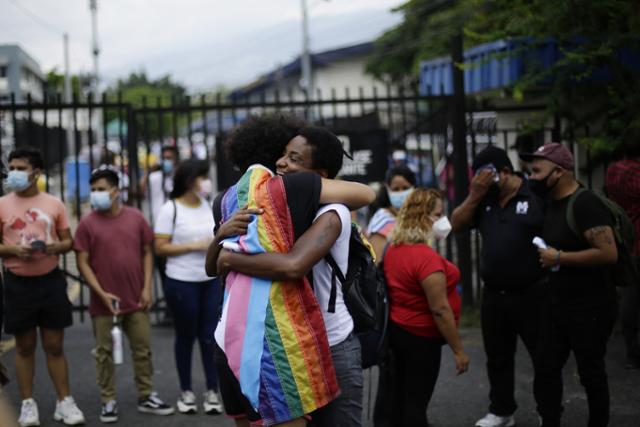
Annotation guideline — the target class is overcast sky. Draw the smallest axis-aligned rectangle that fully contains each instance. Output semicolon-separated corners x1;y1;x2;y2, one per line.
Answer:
1;0;404;92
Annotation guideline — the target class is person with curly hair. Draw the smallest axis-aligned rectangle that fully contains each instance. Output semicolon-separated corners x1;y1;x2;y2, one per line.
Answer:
205;113;375;427
383;188;469;427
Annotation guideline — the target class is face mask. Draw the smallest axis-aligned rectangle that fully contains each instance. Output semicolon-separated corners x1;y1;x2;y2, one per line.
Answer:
162;159;174;174
432;216;452;240
6;170;31;192
529;170;558;198
388;188;413;210
486;183;500;201
198;178;213;198
90;191;112;211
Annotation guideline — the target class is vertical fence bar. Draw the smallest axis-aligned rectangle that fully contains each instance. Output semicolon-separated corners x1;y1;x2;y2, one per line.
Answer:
331;88;338;121
171;95;179;148
42;97;50;192
427;86;438;189
117;92;125;171
345;87;352;119
87;93;95;170
27;94;33;146
201;95;210;160
316;88;325;126
72;94;84;321
186;96;194;155
11;93;19;146
101;93;108;157
412;87;424;186
385;83;393;141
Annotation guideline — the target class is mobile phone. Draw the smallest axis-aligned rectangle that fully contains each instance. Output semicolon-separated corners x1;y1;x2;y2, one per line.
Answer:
475;164;500;182
30;240;46;253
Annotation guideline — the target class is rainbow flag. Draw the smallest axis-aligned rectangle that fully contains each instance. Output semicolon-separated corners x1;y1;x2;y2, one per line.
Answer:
214;166;339;425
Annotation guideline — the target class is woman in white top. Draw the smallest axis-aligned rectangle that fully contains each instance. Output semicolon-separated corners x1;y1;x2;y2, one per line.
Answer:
154;159;222;415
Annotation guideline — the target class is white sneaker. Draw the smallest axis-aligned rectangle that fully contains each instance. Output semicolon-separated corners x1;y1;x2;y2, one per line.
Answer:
53;396;86;425
202;390;223;415
475;413;516;427
18;398;40;427
176;391;197;414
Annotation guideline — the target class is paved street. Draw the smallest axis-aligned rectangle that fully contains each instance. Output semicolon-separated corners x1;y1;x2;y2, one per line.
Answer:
1;318;639;427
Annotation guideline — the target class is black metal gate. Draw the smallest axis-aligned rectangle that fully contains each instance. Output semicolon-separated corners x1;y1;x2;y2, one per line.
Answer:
1;88;576;318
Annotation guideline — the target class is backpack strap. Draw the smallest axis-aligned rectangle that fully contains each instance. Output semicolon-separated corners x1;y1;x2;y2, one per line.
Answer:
170;199;178;242
324;253;345;314
566;188;587;241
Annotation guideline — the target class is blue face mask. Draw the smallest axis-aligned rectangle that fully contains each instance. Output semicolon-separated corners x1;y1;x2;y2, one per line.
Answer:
162;159;174;174
6;170;31;192
90;191;112;211
388;188;413;210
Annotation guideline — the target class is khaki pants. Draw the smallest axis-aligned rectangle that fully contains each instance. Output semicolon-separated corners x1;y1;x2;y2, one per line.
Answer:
92;311;154;402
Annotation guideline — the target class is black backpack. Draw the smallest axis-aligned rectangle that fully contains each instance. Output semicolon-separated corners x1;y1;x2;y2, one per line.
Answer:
324;223;389;369
566;188;640;288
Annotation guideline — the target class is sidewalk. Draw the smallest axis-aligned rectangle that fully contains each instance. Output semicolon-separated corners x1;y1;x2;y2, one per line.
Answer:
1;319;638;426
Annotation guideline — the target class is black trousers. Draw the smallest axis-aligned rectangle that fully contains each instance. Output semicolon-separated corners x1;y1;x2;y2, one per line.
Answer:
480;283;545;416
389;322;444;427
536;303;616;427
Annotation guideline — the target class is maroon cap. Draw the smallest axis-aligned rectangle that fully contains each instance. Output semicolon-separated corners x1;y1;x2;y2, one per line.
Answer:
519;143;574;170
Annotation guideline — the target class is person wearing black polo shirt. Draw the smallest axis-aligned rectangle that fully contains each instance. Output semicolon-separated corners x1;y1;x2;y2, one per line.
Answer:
452;146;546;427
522;143;618;427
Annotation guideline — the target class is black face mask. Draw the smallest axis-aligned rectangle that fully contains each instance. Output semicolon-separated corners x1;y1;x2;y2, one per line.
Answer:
486;183;500;202
529;169;558;198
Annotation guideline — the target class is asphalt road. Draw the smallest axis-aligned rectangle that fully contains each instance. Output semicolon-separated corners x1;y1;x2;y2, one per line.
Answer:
1;318;638;427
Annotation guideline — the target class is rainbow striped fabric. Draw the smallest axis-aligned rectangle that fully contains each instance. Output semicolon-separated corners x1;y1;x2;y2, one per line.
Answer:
214;166;339;425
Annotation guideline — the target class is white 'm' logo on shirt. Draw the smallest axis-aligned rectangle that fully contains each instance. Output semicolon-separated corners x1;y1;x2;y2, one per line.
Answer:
516;201;529;215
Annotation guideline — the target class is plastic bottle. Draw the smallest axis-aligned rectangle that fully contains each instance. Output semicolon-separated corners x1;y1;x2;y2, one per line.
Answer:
532;236;560;272
111;301;123;365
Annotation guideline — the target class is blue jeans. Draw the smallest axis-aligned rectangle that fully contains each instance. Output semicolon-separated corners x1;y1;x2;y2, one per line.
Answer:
311;333;363;427
164;276;221;391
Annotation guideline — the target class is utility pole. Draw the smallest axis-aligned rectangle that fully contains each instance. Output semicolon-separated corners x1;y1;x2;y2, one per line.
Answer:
300;0;313;102
89;0;102;144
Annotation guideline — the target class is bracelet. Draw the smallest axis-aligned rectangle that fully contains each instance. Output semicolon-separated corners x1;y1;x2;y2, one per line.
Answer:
555;250;562;265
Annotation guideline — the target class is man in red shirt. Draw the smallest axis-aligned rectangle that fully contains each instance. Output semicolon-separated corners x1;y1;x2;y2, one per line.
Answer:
605;139;640;369
74;167;174;422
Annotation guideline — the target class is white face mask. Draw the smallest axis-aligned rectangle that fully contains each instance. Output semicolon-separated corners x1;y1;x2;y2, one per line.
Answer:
198;178;213;198
432;216;452;240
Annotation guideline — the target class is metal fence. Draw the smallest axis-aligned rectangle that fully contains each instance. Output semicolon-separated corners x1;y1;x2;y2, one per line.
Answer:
0;88;600;319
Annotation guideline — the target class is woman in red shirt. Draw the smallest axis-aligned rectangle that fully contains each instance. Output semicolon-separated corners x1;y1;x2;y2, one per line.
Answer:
383;188;470;427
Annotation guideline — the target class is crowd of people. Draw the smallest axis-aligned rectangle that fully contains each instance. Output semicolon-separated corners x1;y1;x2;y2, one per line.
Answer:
0;112;637;427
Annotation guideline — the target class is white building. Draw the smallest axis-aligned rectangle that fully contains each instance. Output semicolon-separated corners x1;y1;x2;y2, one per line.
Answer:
0;44;45;103
229;42;395;117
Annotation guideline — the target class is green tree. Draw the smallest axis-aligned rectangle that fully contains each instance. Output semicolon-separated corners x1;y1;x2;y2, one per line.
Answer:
367;0;640;155
105;71;188;141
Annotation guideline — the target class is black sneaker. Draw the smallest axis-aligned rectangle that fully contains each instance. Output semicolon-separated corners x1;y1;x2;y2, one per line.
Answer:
100;400;118;423
137;393;175;416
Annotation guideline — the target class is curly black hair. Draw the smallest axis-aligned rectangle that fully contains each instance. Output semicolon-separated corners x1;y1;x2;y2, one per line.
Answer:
298;126;344;178
225;113;307;172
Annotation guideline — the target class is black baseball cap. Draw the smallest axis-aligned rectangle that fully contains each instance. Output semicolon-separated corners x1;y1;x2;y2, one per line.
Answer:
472;146;514;173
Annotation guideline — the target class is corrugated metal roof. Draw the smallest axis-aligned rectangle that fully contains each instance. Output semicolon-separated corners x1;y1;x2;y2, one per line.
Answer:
229;42;374;100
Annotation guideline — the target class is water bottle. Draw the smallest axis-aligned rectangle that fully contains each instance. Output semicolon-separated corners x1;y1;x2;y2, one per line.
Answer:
111;301;123;365
532;236;560;272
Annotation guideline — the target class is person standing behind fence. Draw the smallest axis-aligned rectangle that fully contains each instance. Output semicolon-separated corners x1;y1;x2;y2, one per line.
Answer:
0;148;85;426
153;159;222;415
605;138;640;370
451;146;546;427
384;188;469;427
367;166;416;262
523;143;618;427
74;166;175;423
